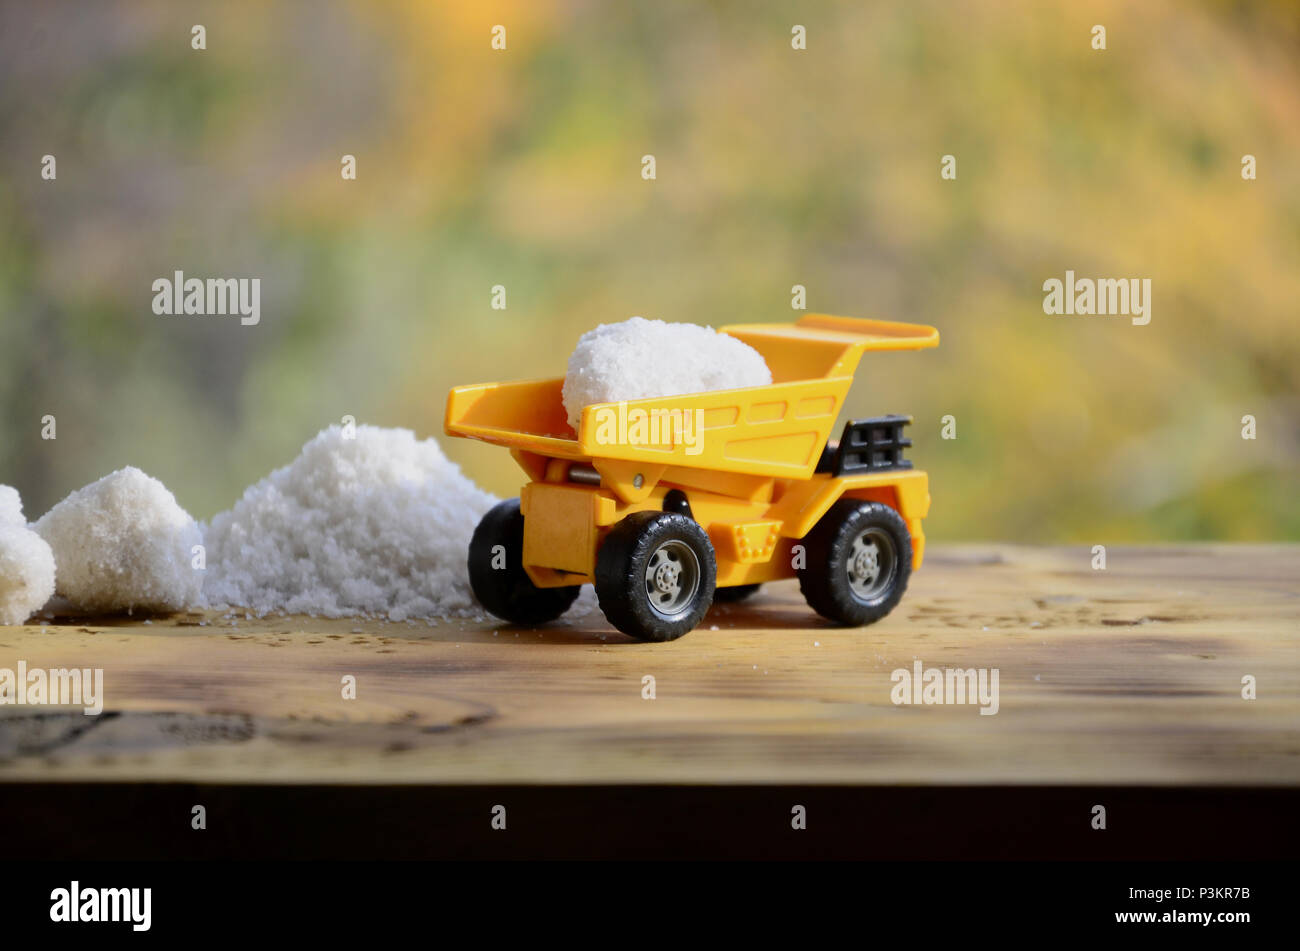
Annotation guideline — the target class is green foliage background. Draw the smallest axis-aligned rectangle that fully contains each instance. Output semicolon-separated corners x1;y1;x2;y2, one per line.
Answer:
1;0;1296;542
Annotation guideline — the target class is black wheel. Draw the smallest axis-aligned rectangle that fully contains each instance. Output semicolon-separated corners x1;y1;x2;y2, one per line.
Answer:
595;511;717;641
713;583;761;603
468;498;580;625
797;499;912;626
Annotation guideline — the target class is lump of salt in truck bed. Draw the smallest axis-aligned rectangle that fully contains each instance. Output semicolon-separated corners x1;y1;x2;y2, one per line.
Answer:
561;316;772;432
33;467;203;613
0;486;56;625
202;424;497;621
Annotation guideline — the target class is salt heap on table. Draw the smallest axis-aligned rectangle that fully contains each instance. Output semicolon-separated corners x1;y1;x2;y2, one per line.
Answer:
34;467;203;613
0;485;23;527
561;316;771;432
202;424;496;621
0;485;57;625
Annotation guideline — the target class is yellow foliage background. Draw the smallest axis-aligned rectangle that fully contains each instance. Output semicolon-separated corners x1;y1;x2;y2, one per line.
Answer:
1;0;1295;541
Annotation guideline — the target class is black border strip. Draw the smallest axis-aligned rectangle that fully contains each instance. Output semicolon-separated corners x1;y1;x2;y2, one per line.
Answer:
0;783;1295;861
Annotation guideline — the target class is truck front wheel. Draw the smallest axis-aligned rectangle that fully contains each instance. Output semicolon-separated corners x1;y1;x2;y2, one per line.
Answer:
468;498;581;625
798;499;912;626
595;512;717;641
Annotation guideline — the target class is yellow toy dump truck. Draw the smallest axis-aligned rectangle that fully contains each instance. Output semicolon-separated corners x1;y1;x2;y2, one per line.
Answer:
445;314;939;641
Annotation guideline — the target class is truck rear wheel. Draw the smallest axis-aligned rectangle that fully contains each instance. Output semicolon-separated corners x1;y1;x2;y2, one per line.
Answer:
468;498;581;625
595;512;717;641
797;499;912;626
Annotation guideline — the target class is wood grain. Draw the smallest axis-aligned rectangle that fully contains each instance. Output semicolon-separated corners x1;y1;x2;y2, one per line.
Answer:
0;544;1295;785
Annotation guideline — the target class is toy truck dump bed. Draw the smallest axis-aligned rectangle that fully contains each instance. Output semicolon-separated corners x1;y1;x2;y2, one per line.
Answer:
444;314;938;478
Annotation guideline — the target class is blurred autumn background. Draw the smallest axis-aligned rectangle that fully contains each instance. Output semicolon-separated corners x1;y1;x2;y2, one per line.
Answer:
0;0;1296;542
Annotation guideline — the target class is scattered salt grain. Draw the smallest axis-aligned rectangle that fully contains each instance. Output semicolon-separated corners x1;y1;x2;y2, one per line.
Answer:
0;486;57;624
34;467;202;613
202;424;496;621
561;316;771;431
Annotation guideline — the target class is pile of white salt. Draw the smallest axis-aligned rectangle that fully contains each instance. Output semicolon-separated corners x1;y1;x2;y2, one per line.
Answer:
0;486;57;625
34;467;203;613
202;425;496;620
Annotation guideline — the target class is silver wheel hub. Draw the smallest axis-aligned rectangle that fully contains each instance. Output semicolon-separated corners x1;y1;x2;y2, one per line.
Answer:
644;539;700;620
847;528;895;601
653;562;680;593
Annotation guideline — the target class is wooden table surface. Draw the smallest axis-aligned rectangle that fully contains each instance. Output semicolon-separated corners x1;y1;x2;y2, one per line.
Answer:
0;544;1295;786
